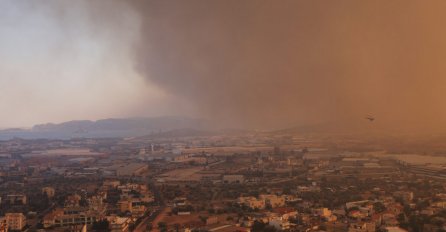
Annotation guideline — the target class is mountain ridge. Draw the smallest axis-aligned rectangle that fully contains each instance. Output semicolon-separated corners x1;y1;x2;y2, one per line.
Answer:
0;116;206;140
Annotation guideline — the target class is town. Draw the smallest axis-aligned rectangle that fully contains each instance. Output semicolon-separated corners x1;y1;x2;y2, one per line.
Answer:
3;0;446;231
0;132;445;232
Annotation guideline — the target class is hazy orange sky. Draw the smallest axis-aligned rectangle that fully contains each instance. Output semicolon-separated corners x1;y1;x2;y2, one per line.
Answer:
1;0;446;133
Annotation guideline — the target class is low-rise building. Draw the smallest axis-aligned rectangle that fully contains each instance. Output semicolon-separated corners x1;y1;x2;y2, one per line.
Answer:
5;194;26;205
238;197;265;209
43;207;103;228
348;222;376;232
269;218;292;231
0;217;7;232
5;213;26;231
108;216;131;232
118;199;146;217
103;180;120;189
260;194;286;208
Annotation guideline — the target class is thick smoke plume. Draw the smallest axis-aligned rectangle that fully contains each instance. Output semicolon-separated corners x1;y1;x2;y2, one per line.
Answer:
129;0;446;132
15;0;446;132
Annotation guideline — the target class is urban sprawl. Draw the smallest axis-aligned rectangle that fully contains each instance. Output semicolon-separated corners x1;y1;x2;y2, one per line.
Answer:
0;133;445;232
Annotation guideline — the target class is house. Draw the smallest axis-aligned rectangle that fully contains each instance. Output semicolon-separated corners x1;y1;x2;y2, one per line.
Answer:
260;195;286;208
348;222;375;232
238;197;265;209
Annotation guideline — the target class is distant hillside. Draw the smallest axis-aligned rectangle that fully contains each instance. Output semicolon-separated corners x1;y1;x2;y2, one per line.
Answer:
271;120;381;135
142;128;217;138
0;116;205;140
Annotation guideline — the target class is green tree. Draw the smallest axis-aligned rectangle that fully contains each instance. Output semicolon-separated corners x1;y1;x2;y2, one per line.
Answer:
251;221;278;232
174;223;180;232
91;219;110;232
158;221;167;232
373;202;386;213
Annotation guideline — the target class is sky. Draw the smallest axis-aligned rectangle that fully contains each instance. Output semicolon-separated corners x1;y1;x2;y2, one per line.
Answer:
0;0;189;128
1;0;446;133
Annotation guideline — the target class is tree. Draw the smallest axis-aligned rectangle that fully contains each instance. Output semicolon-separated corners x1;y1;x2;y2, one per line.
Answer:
373;202;386;213
79;197;89;207
207;208;215;214
252;221;267;232
251;221;278;232
174;223;180;232
91;219;110;232
265;204;273;211
348;206;360;212
199;216;208;223
158;221;167;232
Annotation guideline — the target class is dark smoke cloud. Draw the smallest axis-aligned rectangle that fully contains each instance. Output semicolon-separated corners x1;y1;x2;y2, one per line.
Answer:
130;0;446;132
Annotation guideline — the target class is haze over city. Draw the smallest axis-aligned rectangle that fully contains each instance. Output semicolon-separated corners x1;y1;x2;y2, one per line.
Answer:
2;1;446;232
2;0;446;133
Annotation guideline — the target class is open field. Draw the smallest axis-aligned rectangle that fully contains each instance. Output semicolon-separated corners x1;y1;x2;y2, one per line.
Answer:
158;167;204;182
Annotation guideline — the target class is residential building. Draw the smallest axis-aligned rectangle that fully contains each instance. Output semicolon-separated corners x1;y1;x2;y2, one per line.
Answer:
5;213;26;231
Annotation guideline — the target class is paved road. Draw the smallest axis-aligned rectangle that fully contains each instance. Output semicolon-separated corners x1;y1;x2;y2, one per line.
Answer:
148;207;170;232
134;180;166;232
29;202;56;230
133;206;170;232
133;207;159;232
